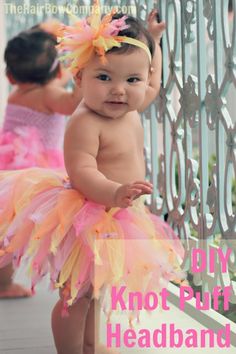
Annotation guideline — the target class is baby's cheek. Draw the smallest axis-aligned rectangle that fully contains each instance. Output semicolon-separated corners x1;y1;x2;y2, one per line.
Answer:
139;87;147;101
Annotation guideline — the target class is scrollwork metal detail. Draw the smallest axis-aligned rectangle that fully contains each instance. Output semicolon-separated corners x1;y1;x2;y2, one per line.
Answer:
183;0;197;43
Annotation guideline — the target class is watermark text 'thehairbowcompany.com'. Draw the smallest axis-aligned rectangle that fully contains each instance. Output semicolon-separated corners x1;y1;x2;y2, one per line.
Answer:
4;2;136;16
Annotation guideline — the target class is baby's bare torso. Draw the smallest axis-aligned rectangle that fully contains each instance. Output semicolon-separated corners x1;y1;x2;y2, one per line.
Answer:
65;106;146;185
97;111;145;184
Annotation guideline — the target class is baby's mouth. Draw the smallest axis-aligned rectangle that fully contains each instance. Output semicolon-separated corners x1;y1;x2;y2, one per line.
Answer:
106;101;126;104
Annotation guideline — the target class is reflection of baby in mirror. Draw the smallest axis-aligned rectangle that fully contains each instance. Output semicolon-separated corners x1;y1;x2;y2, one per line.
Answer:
0;24;82;299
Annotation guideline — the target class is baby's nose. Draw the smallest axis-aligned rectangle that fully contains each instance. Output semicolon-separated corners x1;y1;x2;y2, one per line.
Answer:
110;84;125;95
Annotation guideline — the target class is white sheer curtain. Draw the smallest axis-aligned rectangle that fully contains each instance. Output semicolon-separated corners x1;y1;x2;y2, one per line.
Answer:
0;2;8;124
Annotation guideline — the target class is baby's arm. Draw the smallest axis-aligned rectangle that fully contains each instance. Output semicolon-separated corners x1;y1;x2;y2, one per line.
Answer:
51;66;72;87
64;111;152;208
44;81;82;115
138;9;166;112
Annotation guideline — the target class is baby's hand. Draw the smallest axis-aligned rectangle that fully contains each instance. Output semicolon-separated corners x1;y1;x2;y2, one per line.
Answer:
114;181;153;208
148;8;166;44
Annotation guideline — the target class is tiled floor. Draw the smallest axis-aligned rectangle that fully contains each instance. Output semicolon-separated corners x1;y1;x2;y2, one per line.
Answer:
0;269;235;354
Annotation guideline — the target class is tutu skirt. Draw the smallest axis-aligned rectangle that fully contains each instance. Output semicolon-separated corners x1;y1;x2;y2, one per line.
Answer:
0;127;64;169
0;168;185;312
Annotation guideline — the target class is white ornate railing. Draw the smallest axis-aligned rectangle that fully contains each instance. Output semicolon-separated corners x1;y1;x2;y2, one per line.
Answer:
142;0;236;342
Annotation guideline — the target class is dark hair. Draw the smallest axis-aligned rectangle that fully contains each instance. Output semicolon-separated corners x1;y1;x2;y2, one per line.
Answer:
4;28;59;84
228;0;233;12
107;14;155;58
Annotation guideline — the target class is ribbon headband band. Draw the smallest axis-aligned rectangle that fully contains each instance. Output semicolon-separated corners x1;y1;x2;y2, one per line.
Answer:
115;36;152;63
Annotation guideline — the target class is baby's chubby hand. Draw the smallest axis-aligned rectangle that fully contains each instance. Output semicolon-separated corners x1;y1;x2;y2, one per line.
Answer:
114;181;153;208
148;8;166;44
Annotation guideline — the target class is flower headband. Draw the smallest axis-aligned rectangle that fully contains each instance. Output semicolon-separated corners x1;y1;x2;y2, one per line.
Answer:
45;0;152;75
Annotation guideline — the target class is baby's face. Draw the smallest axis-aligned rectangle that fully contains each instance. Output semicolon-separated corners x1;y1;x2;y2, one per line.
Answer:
80;48;150;119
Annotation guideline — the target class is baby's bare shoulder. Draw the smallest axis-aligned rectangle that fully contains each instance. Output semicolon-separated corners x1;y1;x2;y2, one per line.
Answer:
65;105;102;145
64;105;101;161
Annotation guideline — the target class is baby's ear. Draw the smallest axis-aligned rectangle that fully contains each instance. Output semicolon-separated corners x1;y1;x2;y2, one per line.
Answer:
74;70;82;86
147;66;154;83
56;63;62;79
6;70;17;84
149;66;154;75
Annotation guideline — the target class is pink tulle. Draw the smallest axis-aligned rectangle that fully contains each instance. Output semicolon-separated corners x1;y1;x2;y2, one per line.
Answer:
0;128;64;169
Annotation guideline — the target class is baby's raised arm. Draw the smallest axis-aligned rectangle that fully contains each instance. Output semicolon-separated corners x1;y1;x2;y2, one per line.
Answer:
64;111;152;208
44;81;82;115
50;66;73;88
139;9;166;112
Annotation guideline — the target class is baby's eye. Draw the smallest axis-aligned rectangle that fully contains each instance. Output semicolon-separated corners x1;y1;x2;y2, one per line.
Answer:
127;77;141;83
97;74;110;81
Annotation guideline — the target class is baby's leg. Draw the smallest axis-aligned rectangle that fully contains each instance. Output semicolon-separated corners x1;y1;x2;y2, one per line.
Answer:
83;300;120;354
0;263;31;298
51;292;92;354
83;299;98;354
